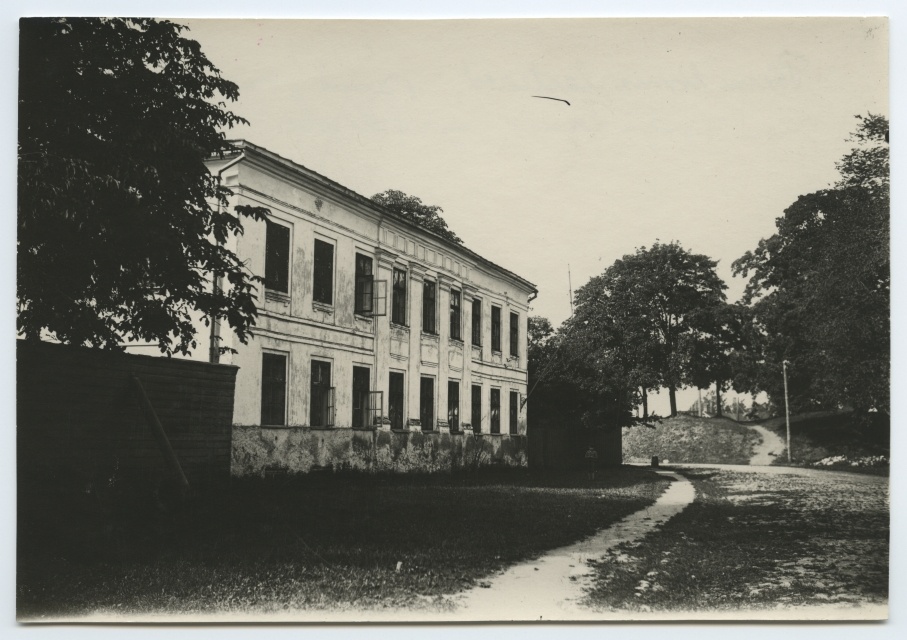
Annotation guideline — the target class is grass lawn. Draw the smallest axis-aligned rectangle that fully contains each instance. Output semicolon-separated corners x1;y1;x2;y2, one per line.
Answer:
584;467;889;613
18;466;669;619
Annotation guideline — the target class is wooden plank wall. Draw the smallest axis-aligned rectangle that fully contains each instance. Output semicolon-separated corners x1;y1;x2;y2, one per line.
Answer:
17;340;238;492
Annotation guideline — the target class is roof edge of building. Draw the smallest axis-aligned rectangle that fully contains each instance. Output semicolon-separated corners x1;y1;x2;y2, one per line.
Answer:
216;140;538;297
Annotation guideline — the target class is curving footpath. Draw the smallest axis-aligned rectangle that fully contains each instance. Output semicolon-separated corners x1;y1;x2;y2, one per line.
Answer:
446;470;695;621
749;425;787;465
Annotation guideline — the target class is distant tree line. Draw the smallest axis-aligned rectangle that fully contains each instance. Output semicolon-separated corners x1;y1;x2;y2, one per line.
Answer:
528;114;889;428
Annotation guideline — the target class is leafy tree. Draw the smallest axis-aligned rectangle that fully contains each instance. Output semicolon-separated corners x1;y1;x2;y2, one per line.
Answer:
733;114;889;414
18;18;268;355
372;190;463;244
525;315;633;430
685;302;748;417
573;242;727;417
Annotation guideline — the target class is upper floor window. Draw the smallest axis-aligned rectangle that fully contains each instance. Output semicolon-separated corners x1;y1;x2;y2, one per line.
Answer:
423;279;437;334
510;311;519;357
264;220;290;294
392;268;407;325
313;239;334;305
354;253;373;315
450;289;462;341
491;305;502;352
471;299;482;346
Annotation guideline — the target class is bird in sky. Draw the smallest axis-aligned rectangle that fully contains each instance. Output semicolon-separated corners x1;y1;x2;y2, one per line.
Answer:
532;95;570;106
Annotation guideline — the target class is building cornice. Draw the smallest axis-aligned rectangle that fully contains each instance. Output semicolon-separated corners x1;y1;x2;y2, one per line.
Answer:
211;140;538;298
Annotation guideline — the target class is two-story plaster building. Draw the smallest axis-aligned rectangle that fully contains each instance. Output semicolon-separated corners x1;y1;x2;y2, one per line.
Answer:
205;142;537;475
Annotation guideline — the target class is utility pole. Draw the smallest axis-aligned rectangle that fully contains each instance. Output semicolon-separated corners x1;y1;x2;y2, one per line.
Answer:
782;360;791;463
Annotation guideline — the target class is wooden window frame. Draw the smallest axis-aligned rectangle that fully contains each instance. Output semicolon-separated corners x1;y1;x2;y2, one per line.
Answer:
264;220;290;294
313;238;334;306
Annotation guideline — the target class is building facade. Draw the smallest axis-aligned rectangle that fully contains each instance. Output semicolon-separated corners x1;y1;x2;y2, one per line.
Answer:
205;142;537;475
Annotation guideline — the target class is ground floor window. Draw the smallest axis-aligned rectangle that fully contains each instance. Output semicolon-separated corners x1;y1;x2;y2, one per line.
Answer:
490;388;501;434
509;390;519;434
420;377;435;431
310;360;334;427
389;371;405;430
471;384;482;433
448;381;460;432
352;366;370;428
261;352;287;426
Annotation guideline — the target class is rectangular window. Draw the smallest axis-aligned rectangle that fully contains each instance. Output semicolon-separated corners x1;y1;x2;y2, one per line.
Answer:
423;279;437;334
471;384;482;433
260;353;287;426
471;299;482;345
490;388;501;434
389;371;405;430
392;268;407;325
354;254;374;315
310;360;334;427
510;311;519;357
264;220;290;294
448;381;460;433
450;289;461;341
509;391;519;435
420;377;434;431
491;306;502;352
313;239;334;305
352;366;370;428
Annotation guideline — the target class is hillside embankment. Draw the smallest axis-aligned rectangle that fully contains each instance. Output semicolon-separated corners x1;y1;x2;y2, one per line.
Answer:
622;414;760;465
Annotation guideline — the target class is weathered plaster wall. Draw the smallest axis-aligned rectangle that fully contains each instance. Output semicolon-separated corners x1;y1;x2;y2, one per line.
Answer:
232;426;528;476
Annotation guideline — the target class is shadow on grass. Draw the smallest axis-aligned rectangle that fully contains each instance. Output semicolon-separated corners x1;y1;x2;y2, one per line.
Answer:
18;465;669;618
585;469;889;613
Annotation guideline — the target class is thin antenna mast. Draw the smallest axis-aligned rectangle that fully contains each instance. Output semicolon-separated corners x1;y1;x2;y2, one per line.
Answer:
567;264;574;316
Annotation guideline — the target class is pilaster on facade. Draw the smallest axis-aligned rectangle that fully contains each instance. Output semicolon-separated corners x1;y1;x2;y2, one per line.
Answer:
373;247;399;426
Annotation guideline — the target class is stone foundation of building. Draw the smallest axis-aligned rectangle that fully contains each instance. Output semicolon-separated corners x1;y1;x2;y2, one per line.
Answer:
232;425;528;476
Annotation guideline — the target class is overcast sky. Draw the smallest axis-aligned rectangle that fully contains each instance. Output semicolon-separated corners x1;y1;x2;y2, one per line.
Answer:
178;17;887;413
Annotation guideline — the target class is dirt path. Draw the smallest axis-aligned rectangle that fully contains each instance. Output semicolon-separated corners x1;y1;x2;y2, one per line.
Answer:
748;424;786;465
442;470;695;621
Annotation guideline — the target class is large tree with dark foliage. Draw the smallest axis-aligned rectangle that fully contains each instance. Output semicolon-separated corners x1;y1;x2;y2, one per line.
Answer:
18;18;268;356
371;190;463;244
573;242;728;417
733;115;889;415
526;315;635;430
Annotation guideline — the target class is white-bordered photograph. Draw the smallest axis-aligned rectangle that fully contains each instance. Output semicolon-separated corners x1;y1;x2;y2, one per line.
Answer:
12;5;893;626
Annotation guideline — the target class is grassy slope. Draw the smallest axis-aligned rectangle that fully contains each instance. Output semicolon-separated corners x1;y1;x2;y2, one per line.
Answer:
622;414;760;465
18;467;669;618
760;411;890;468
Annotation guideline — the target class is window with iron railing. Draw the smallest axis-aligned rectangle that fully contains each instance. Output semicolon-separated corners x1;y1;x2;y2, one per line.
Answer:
448;380;460;432
310;359;334;427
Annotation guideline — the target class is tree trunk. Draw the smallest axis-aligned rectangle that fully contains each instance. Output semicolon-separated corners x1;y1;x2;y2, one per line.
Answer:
668;385;677;417
715;381;723;418
641;387;649;420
